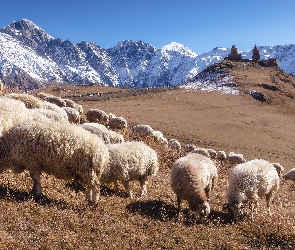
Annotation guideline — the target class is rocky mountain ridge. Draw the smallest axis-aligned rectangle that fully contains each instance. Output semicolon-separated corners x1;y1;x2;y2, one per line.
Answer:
1;19;295;91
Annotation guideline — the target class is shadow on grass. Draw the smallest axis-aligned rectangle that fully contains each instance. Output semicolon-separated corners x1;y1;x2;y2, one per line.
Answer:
126;199;235;225
0;185;85;211
126;199;179;222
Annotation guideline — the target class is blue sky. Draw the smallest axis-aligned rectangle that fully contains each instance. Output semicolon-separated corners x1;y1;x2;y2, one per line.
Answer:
1;0;294;54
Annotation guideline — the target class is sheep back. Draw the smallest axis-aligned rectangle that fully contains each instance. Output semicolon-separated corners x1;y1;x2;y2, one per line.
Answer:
170;153;217;216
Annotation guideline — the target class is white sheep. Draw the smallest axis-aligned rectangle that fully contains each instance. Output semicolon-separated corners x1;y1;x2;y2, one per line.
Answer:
282;168;295;183
152;130;168;145
29;108;69;123
101;141;159;198
224;159;283;221
63;98;83;115
5;93;44;109
170;153;218;218
183;144;197;154
216;151;227;161
168;138;182;152
225;152;246;166
108;116;128;130
62;106;81;123
0;97;32;135
189;148;210;158
81;123;124;144
132;124;154;138
86;109;109;125
0;121;109;205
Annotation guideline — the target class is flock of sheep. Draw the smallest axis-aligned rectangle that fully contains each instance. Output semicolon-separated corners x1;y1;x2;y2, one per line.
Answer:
0;91;294;222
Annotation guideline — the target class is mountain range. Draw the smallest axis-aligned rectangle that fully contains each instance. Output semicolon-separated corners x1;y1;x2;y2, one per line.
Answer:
1;19;295;91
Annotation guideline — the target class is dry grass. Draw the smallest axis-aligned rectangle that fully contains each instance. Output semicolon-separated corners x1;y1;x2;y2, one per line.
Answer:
1;80;295;249
0;130;294;249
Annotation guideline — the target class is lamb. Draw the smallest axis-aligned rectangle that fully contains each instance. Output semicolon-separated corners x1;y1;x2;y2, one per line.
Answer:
62;106;81;123
225;152;246;166
108;116;128;130
81;123;124;144
282;168;295;183
132;124;154;138
86;109;109;125
224;159;283;221
0;121;109;205
101;141;159;198
170;153;218;218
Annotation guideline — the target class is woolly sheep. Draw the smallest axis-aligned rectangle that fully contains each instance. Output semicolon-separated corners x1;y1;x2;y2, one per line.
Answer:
62;106;81;123
108;116;128;130
282;168;295;183
224;159;283;221
101;141;159;198
0;97;32;135
42;101;69;121
225;152;246;166
207;149;217;160
170;153;218;218
189;148;210;158
5;93;44;109
132;124;154;137
86;109;109;125
152;130;168;145
0;121;109;204
183;144;197;154
168;138;182;152
29;108;69;123
81;123;124;144
216;151;227;161
63;98;83;115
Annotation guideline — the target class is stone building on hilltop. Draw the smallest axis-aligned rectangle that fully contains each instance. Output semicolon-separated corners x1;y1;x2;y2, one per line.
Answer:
252;45;261;61
227;45;242;61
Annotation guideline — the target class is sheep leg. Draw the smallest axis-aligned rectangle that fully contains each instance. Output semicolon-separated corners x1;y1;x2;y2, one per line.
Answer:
30;171;42;201
89;175;100;205
114;180;120;196
177;196;181;211
266;192;274;215
139;177;148;197
123;181;133;199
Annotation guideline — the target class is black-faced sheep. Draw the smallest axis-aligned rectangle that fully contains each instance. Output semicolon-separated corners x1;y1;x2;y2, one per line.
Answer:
86;109;109;125
224;159;283;221
282;168;295;183
101;141;159;198
170;153;218;218
0;121;109;205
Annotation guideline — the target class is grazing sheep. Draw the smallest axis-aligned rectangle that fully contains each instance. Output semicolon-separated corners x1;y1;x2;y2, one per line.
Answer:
282;168;295;183
225;152;246;166
224;159;283;221
168;139;182;152
207;149;217;160
152;130;168;145
86;109;109;125
101;141;159;198
189;148;210;158
183;144;197;154
5;93;44;109
0;97;32;135
0;121;109;205
44;95;66;107
132;124;155;138
42;101;69;121
30;108;69;123
216;151;227;161
170;153;218;218
63;98;83;115
81;123;124;144
62;106;81;123
108;116;128;130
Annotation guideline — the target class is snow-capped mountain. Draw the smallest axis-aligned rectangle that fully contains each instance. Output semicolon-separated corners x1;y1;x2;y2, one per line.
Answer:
0;19;295;90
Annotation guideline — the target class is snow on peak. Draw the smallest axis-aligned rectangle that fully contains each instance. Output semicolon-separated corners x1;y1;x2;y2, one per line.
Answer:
161;42;198;57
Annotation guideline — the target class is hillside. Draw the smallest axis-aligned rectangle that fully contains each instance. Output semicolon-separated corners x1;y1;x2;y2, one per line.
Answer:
1;60;295;249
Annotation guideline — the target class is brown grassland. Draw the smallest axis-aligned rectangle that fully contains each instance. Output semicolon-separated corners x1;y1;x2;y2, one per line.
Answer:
1;61;295;249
